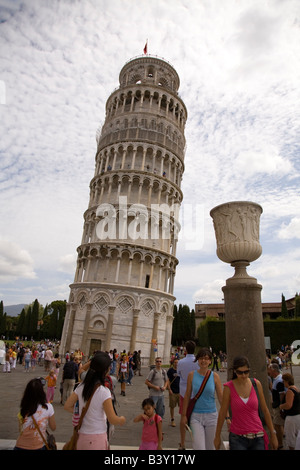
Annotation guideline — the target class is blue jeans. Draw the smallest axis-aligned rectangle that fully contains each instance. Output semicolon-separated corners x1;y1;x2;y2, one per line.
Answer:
229;432;265;450
151;395;165;418
127;368;133;384
110;361;116;375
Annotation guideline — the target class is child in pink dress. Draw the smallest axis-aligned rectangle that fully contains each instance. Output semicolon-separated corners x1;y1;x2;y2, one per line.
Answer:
134;398;162;450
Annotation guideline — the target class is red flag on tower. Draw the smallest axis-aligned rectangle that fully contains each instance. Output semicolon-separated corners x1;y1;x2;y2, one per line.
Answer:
143;40;148;55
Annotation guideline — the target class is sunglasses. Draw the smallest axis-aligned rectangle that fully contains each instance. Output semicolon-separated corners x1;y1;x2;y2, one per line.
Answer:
235;369;250;375
156;360;162;363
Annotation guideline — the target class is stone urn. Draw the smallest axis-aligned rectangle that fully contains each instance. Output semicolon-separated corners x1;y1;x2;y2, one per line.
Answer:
210;201;263;283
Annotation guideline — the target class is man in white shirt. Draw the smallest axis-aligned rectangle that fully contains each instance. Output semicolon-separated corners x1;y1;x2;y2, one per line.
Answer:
177;341;198;450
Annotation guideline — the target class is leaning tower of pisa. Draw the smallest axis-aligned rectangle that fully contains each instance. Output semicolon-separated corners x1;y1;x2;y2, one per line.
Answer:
60;55;187;364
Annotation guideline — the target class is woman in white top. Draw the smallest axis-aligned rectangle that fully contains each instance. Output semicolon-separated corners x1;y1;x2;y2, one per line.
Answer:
64;351;125;450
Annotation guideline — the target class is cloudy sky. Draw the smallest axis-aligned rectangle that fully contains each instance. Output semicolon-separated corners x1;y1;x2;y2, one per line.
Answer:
0;0;299;311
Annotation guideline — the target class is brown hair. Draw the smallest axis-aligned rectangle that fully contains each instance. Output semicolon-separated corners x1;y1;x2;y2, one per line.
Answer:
282;373;294;386
194;347;212;362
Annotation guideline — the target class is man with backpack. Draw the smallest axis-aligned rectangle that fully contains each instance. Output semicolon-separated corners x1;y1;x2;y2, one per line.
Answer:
145;357;168;418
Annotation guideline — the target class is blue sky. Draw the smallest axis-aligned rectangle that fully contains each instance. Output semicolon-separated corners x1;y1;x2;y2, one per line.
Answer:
0;0;299;310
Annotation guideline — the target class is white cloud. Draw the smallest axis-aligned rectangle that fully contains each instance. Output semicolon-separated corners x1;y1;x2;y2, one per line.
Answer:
59;254;77;274
0;0;299;308
236;147;293;177
0;238;36;282
193;279;226;304
278;217;300;240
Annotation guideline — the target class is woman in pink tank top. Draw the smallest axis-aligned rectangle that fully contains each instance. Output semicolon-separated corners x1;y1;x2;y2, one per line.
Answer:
214;356;278;450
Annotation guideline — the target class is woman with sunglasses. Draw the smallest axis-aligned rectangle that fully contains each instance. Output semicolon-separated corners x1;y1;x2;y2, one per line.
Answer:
214;356;278;450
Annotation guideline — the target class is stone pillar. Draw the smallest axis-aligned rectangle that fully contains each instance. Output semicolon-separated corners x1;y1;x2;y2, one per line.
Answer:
163;314;173;363
80;302;93;355
105;306;115;351
62;303;76;355
150;312;159;364
130;309;140;352
210;201;270;406
222;280;269;402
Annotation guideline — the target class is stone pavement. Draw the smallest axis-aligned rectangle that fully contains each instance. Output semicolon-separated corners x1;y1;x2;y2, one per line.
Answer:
1;362;299;450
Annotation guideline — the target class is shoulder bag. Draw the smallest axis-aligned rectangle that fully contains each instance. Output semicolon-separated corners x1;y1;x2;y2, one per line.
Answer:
63;384;100;450
186;369;211;425
250;378;266;425
32;415;57;450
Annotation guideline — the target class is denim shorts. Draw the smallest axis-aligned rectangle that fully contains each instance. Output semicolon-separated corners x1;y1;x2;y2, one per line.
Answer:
229;432;265;450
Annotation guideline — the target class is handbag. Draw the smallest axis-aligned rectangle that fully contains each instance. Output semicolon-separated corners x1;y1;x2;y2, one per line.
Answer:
186;370;211;425
280;409;286;420
32;415;57;450
63;384;100;450
250;378;266;425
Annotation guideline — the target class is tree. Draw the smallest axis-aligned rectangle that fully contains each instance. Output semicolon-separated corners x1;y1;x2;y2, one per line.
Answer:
171;304;179;345
16;308;26;337
24;306;31;337
39;300;67;339
0;301;6;336
29;299;39;338
171;304;196;345
190;308;196;337
295;294;300;319
281;294;288;319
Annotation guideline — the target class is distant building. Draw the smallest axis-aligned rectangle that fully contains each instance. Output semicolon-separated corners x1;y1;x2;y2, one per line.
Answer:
195;296;297;330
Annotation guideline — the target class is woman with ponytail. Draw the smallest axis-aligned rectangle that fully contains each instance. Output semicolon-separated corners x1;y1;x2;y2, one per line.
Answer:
64;351;125;450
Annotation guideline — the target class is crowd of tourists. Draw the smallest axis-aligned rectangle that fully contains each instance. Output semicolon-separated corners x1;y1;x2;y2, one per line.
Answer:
1;340;61;373
2;339;300;451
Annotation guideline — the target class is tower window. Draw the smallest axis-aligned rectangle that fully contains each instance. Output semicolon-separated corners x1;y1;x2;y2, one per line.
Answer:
145;275;150;288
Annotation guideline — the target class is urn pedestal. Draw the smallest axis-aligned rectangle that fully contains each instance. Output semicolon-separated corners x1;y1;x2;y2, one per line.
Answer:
210;201;270;406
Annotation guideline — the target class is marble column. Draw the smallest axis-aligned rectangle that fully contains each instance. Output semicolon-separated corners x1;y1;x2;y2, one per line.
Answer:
80;302;93;354
130;309;140;352
210;201;270;406
150;312;160;364
105;306;116;351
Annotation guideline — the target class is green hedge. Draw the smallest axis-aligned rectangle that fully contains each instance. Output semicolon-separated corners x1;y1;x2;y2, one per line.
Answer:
197;318;226;352
264;319;300;351
197;318;300;353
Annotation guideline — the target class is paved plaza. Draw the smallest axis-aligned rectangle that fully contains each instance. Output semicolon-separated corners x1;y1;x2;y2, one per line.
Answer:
1;361;299;451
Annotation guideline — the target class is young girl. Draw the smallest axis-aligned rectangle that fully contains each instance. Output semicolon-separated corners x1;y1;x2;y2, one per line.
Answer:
45;369;57;403
134;398;163;450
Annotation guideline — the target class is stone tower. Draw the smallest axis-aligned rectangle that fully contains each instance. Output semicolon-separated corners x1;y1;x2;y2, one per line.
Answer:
60;55;187;364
